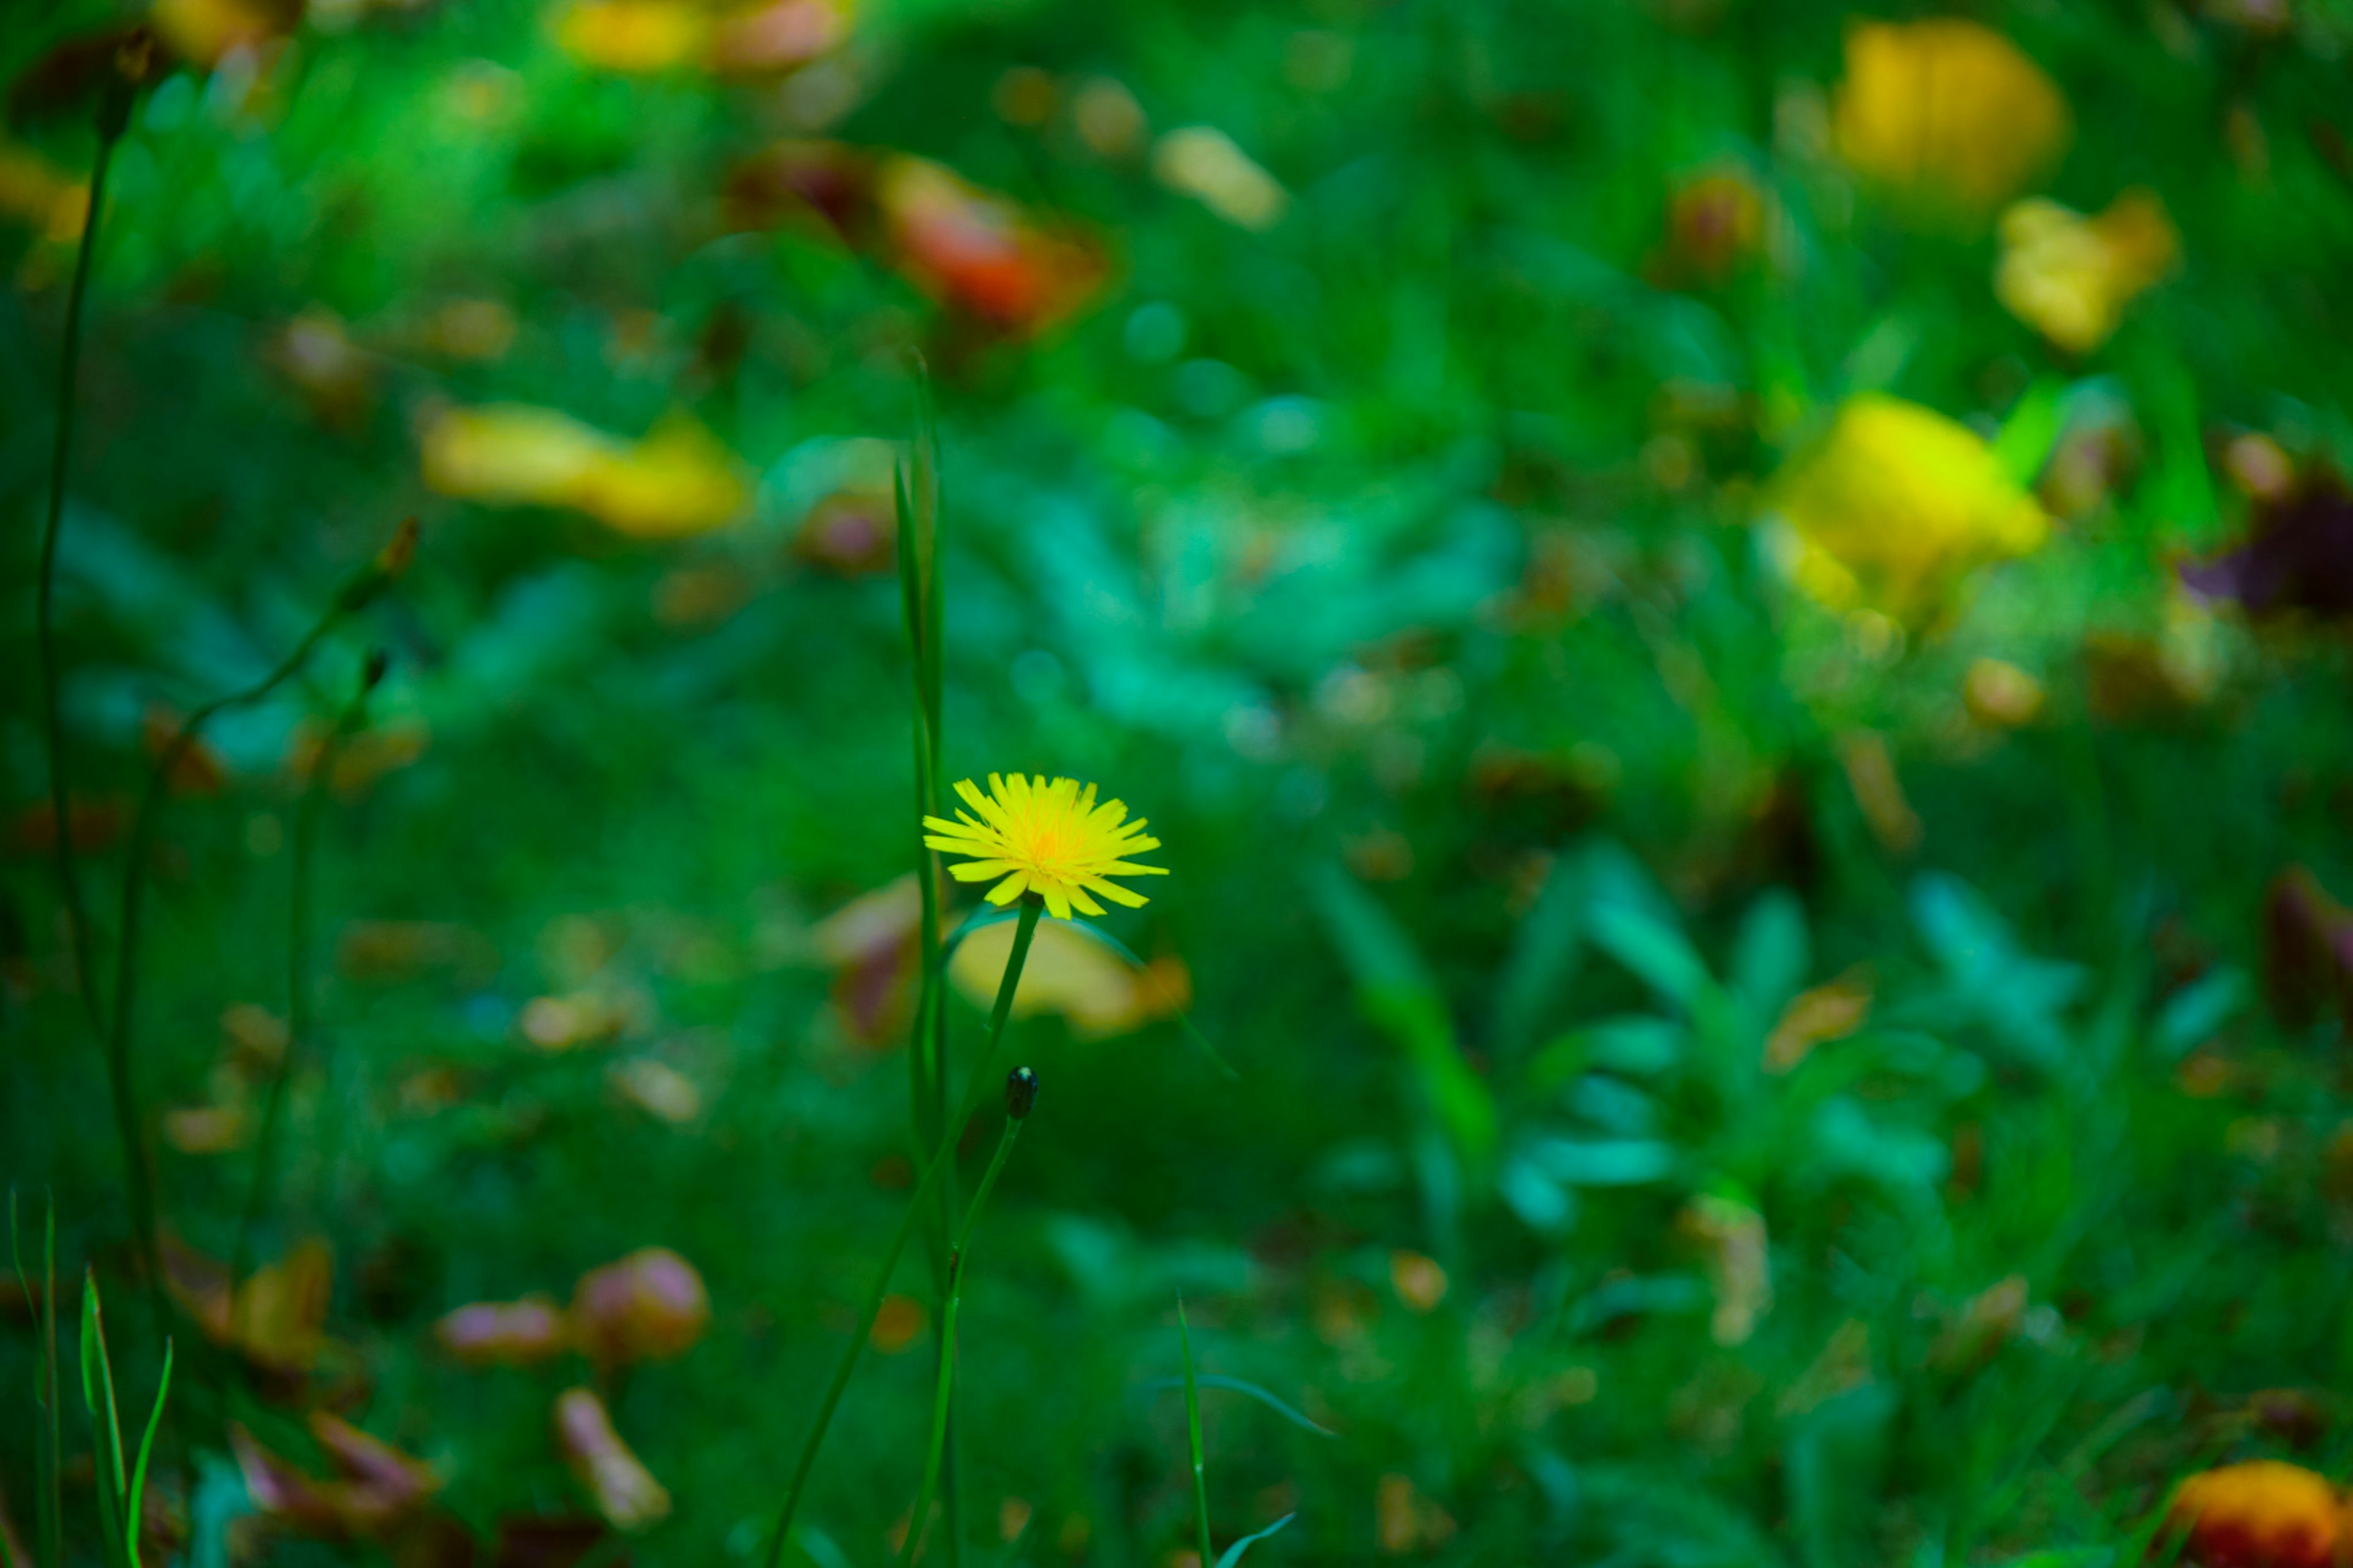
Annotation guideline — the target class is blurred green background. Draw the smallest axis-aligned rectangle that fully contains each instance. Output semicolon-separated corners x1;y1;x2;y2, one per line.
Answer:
7;0;2353;1562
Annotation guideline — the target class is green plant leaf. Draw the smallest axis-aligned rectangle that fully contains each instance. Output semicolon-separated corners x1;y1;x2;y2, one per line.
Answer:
1213;1512;1296;1568
125;1339;173;1568
1142;1374;1338;1437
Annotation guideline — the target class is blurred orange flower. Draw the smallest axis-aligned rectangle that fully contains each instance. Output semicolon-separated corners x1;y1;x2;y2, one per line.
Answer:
1833;18;2071;220
1996;191;2179;353
570;1247;710;1367
877;157;1108;336
2165;1461;2339;1568
1770;393;2048;619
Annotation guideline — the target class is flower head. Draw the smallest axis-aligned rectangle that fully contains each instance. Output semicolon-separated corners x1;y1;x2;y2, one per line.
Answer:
924;773;1167;920
2165;1460;2339;1568
1833;18;2071;221
1770;393;2048;620
1996;190;2178;353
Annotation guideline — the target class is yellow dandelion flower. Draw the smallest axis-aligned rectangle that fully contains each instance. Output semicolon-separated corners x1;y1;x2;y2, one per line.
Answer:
923;773;1168;921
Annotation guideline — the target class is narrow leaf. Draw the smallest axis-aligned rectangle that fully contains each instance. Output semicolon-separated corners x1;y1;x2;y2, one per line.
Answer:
1213;1512;1296;1568
126;1339;173;1568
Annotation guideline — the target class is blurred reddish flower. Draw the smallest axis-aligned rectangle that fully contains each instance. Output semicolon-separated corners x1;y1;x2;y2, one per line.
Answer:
570;1248;710;1368
553;1388;671;1532
2165;1461;2339;1568
435;1295;574;1367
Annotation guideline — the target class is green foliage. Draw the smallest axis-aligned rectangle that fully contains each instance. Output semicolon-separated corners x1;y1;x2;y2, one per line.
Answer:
7;0;2353;1562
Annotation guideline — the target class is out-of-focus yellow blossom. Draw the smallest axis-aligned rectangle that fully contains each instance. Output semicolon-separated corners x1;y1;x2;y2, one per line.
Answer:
1152;127;1289;230
573;417;751;538
554;0;710;71
154;0;298;67
948;918;1190;1038
1833;18;2071;219
1995;190;2178;353
1770;393;2048;619
421;404;749;539
1964;657;2046;729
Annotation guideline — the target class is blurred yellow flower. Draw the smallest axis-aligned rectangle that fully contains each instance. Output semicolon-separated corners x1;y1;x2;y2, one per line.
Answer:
948;918;1190;1037
154;0;298;67
1771;393;2048;618
554;0;710;71
421;404;749;538
555;0;851;74
1833;18;2071;219
1995;190;2178;353
924;773;1168;920
1152;127;1289;230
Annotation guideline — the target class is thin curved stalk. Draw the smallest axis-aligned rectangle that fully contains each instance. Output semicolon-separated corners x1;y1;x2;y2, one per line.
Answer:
106;612;343;1306
763;896;1042;1568
228;664;371;1312
896;1110;1027;1568
37;113;122;1072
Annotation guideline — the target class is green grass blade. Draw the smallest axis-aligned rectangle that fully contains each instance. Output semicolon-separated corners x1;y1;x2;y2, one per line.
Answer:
1179;1299;1213;1568
80;1273;127;1568
1142;1376;1336;1439
124;1338;172;1568
1211;1512;1295;1568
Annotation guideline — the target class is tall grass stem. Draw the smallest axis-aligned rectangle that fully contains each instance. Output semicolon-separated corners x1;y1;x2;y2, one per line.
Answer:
764;896;1042;1568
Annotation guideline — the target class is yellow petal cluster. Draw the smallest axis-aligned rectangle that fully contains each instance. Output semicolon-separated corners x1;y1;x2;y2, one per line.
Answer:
554;0;853;75
1833;18;2071;219
421;404;748;538
923;773;1167;920
949;919;1190;1038
1995;191;2178;354
1771;394;2048;619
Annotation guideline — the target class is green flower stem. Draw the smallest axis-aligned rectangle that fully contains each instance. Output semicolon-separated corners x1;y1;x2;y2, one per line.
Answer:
227;664;372;1316
764;895;1042;1568
896;1111;1028;1568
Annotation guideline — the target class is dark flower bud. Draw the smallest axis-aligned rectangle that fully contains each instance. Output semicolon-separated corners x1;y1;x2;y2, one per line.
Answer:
96;31;150;142
1004;1066;1038;1121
